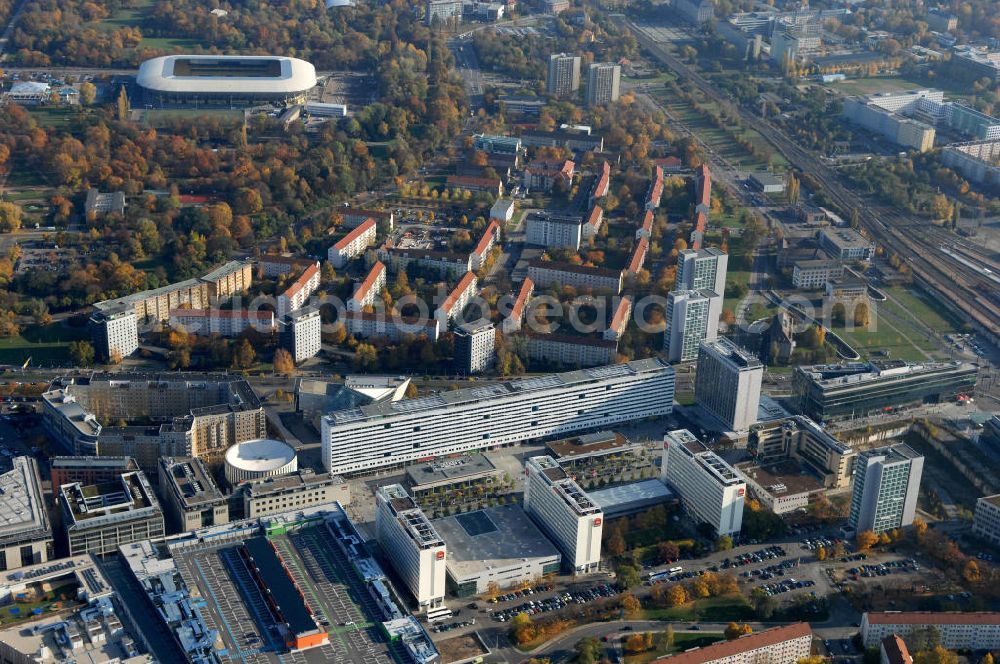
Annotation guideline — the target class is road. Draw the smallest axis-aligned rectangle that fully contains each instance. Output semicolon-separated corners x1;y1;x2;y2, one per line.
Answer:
616;15;1000;349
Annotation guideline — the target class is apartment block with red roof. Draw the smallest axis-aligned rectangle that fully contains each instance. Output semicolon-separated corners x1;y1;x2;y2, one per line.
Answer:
471;220;501;270
502;277;534;335
348;261;387;313
259;255;316;278
603;295;632;341
524;332;618;368
590;161;610;202
344;311;440;343
626;237;649;278
277;262;320;318
637;210;654;240
527;259;623;294
582;205;604;240
447;175;504;197
880;635;912;664
328;218;377;268
434;272;479;327
524;158;575;193
652;623;812;664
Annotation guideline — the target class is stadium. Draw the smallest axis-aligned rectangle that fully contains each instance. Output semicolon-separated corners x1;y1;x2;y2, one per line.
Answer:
136;55;317;108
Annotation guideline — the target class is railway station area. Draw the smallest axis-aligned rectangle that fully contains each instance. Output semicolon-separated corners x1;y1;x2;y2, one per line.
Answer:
123;502;438;664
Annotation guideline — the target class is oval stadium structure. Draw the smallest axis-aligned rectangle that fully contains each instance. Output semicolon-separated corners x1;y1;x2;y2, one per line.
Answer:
136;55;317;108
224;438;298;486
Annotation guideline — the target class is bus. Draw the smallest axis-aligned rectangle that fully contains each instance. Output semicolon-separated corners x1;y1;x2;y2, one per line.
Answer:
668;566;683;575
427;607;453;623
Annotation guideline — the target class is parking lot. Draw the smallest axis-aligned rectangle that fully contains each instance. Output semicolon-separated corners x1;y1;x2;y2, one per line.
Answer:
488;583;619;623
173;527;402;664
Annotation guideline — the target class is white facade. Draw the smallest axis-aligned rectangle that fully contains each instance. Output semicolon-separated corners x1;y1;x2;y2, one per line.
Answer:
329;218;377;268
664;289;721;362
861;613;1000;649
524;456;602;574
91;307;139;362
527;261;623;294
169;308;275;337
677;248;728;294
375;485;446;610
525;214;582;250
792;260;844;289
695;339;763;432
322;358;674;475
281;307;322;363
847;444;923;534
973;495;1000;546
662;429;746;536
435;272;478;327
224;438;298;486
454;319;496;374
547;53;581;97
490;199;515;223
344;311;440;342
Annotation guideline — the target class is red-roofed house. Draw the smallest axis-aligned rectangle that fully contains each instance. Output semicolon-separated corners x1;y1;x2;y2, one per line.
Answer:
472;220;502;270
880;635;912;664
637;210;653;240
696;164;712;214
524;159;575;193
651;623;812;664
524;332;618;368
654;156;684;172
348;261;387;312
603;295;632;341
329;217;376;268
169;308;276;337
259;255;316;278
502;277;534;334
591;161;611;202
582;205;604;240
861;612;1000;649
435;272;479;326
626;237;649;278
278;262;320;318
340;208;394;232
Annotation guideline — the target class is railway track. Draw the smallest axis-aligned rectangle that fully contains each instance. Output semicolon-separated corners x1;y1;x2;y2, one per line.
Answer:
619;17;1000;340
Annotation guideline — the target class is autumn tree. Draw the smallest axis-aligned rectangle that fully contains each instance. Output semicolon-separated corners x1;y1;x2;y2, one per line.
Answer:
510;612;536;645
621;593;642;617
857;530;879;551
0;202;22;233
816;545;827;561
963;560;982;584
606;526;626;558
273;348;296;376
914;646;958;664
667;584;688;607
233;338;256;370
724;623;753;640
79;81;96;105
69;340;95;367
716;535;734;551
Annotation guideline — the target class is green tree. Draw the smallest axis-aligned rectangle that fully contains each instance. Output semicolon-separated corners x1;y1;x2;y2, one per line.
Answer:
69;340;95;367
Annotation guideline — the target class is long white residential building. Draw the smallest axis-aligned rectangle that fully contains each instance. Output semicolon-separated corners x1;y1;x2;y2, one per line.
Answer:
524;456;602;574
662;429;746;536
329;218;377;268
860;612;1000;649
322;358;675;475
375;484;446;611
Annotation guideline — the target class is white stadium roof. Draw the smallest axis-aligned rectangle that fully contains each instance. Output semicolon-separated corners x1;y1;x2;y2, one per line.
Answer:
136;55;317;94
224;438;296;472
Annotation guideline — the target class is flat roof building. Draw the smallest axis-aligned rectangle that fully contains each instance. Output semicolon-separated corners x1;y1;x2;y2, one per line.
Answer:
792;360;978;422
748;416;855;489
240;470;350;520
695;339;763;433
454;319;496;375
157;457;229;533
819;227;875;262
375;485;446;611
664;289;721;362
662;429;746;537
677;247;728;295
0;457;53;571
322;358;674;475
51;456;140;490
59;471;165;556
280;305;322;363
973;494;1000;547
137;55;317;108
861;612;1000;649
524;456;602;574
588;479;675;518
848;444;923;534
433;505;561;596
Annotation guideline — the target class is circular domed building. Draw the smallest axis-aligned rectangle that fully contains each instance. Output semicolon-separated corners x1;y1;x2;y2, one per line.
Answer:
224;438;297;486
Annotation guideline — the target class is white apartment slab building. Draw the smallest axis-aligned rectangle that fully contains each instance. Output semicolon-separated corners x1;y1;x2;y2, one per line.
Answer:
89;306;139;362
973;494;1000;546
527;260;623;294
435;272;478;327
664;289;721;362
454;319;496;374
348;261;387;312
848;444;923;534
525;212;583;250
375;485;447;610
694;339;763;433
662;429;746;536
651;623;812;664
860;612;1000;649
280;306;322;363
329;218;377;268
169;308;276;337
524;456;602;574
322;358;675;475
677;247;728;294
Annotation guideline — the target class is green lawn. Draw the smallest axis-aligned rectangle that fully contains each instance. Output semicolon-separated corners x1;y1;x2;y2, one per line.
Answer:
833;324;928;362
624;633;724;664
25;107;78;129
0;324;90;367
641;595;755;622
141;108;244;126
883;286;962;336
